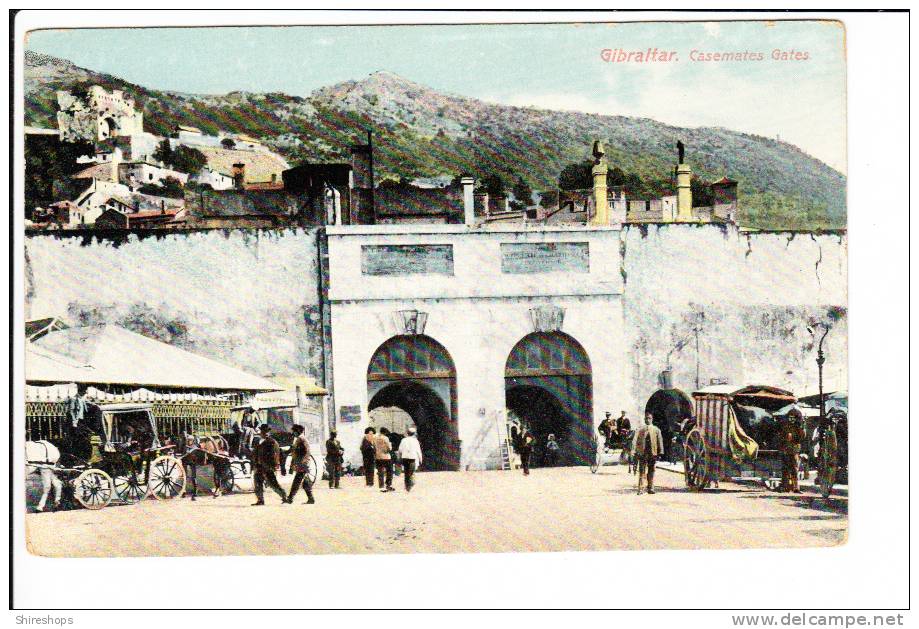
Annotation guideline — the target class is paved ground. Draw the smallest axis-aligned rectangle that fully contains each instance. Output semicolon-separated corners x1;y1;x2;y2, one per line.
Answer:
24;464;848;557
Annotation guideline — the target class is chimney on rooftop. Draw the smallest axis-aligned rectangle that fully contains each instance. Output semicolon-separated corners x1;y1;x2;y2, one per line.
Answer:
232;162;246;191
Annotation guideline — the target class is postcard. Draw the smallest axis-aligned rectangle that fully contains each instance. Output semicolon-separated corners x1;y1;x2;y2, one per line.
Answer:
20;18;848;561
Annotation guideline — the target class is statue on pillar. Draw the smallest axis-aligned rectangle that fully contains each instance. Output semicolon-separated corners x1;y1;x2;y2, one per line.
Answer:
592;140;606;165
677;140;685;164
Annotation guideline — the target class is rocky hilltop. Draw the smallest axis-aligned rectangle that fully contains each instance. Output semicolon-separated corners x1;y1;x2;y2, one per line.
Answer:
24;51;846;229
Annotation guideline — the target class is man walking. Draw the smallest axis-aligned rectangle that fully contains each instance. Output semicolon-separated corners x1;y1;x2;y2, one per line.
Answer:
397;427;423;492
632;412;665;495
374;427;395;492
779;409;805;493
360;427;377;487
325;430;344;489
286;424;315;504
251;424;288;505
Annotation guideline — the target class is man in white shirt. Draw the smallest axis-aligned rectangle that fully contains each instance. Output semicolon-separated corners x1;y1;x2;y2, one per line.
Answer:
397;427;423;492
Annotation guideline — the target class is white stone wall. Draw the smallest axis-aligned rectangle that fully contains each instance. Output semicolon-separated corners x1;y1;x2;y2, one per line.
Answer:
24;229;325;382
325;225;627;469
620;224;848;414
23;222;848;471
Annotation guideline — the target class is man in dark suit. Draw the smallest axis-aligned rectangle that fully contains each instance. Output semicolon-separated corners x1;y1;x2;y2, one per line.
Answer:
374;427;395;492
632;413;665;495
325;430;344;489
252;424;288;505
360;427;377;486
286;424;315;504
518;427;535;476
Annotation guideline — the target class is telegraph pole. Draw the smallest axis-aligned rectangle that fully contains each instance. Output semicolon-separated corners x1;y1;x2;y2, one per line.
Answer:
367;128;375;218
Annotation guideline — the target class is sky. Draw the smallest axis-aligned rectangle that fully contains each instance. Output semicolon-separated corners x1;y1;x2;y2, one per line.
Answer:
26;21;846;172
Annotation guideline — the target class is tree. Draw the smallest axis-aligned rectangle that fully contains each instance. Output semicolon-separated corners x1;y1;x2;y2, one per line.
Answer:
220;137;236;150
479;172;507;196
153;140;206;175
512;176;534;207
170;146;207;175
138;176;185;199
558;160;629;191
691;176;714;207
558;159;593;190
153;139;173;165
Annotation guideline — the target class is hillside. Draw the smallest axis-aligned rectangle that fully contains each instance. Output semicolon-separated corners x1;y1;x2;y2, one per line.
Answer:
24;51;846;230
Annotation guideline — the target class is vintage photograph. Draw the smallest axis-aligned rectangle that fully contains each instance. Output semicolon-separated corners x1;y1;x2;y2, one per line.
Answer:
19;19;848;559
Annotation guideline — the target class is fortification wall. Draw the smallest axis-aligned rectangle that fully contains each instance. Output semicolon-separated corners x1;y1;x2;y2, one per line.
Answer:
620;224;848;413
24;229;325;382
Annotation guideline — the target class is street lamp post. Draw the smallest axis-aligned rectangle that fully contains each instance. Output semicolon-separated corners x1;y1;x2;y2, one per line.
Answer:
810;323;831;427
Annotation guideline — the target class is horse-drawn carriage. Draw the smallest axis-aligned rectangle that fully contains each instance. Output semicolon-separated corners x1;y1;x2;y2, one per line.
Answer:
27;403;186;510
589;428;633;473
682;385;800;491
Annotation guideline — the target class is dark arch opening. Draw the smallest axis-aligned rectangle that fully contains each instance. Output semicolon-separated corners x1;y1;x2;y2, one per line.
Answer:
367;335;458;471
644;388;693;461
504;332;593;466
368;381;457;471
100;116;118;139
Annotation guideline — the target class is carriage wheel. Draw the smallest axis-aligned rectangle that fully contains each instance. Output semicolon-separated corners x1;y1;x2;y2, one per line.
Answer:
113;472;147;503
763;477;782;492
216;464;235;495
307;454;319;485
73;469;114;510
148;455;186;500
683;429;710;491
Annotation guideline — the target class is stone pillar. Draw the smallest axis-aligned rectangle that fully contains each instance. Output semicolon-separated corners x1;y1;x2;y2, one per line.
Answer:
591;161;609;226
676;162;693;221
461;177;475;226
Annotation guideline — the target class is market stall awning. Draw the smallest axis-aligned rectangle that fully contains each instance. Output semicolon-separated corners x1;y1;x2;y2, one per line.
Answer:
26;324;282;392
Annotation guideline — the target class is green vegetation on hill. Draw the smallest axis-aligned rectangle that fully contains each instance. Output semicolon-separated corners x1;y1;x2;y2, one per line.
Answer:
24;51;846;230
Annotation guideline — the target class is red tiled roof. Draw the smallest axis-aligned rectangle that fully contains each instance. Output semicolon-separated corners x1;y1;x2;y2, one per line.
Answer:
72;163;113;180
712;176;737;185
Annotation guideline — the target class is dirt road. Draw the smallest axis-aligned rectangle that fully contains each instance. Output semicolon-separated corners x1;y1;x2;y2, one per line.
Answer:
24;465;847;557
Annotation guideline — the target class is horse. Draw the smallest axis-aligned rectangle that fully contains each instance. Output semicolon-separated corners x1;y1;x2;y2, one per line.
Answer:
25;440;63;512
174;433;233;500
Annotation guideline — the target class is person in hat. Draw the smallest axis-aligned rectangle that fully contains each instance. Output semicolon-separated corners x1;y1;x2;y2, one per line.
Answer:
518;426;535;476
632;412;665;495
778;408;806;493
397;426;423;492
616;410;632;440
251;423;288;506
374;427;395;492
360;427;377;486
325;430;344;489
598;412;616;449
286;424;315;504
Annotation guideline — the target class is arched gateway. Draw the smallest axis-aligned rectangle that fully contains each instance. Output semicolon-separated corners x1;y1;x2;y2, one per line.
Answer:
505;332;593;466
367;335;459;471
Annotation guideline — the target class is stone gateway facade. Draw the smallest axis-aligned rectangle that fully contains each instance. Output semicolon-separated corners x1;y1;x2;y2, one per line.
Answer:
325;224;627;470
23;222;847;472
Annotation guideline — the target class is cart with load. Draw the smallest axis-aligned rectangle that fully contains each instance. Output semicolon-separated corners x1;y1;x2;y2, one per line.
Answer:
683;385;800;491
